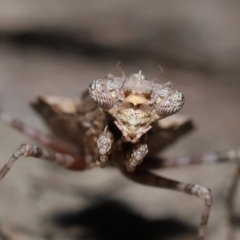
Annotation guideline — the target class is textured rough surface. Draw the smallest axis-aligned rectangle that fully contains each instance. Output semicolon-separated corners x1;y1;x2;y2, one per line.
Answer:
0;1;240;240
89;71;184;171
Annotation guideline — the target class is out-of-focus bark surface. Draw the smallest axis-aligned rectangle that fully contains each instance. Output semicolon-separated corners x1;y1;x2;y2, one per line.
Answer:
0;1;240;239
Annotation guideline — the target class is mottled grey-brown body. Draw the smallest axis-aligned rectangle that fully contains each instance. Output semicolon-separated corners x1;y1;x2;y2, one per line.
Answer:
89;70;184;171
2;68;239;240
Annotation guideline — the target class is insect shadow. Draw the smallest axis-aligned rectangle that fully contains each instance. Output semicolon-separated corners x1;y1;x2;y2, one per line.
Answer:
50;198;196;240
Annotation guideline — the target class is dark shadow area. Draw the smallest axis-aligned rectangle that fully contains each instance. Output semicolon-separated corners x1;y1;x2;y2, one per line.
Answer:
0;30;216;73
1;30;137;63
230;216;240;228
51;199;196;240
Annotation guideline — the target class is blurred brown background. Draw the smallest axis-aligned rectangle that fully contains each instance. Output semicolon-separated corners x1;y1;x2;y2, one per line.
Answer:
0;1;240;240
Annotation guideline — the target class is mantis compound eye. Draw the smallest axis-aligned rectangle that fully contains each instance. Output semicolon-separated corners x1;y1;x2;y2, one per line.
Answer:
89;79;114;110
155;89;184;118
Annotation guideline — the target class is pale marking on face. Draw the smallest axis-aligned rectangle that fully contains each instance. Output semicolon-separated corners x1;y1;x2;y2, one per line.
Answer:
89;70;184;143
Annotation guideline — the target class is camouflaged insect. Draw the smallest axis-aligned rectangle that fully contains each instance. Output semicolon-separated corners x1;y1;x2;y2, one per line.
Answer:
89;70;184;172
2;68;240;240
